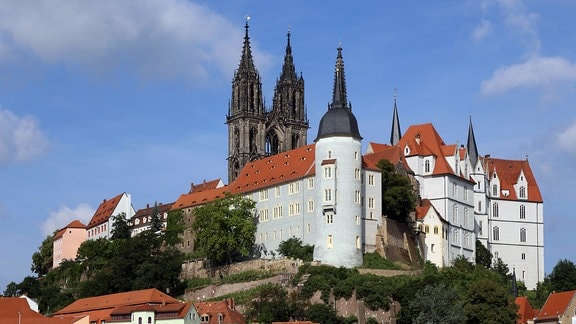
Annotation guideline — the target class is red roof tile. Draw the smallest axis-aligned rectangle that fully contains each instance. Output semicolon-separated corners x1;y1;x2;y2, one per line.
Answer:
516;296;536;324
363;145;405;171
535;290;576;321
133;202;174;219
229;144;315;194
171;187;230;210
54;220;86;240
485;157;543;202
190;179;224;193
194;300;244;324
87;193;125;228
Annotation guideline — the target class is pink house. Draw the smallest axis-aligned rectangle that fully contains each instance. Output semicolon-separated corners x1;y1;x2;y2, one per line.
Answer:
52;220;87;268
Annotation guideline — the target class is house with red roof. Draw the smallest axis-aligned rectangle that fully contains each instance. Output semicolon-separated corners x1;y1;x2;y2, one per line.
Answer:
0;297;86;324
53;220;86;268
52;288;199;324
516;296;538;324
415;199;450;267
533;290;576;323
193;299;244;324
130;202;174;237
86;192;135;240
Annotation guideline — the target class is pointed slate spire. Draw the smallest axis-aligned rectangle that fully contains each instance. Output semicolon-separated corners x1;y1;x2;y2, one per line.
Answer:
467;116;479;167
279;29;297;81
315;46;361;141
390;90;402;145
511;268;518;298
237;18;257;74
331;46;348;110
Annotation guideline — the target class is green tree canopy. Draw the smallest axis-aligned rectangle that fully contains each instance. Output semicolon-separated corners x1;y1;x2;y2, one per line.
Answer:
277;237;313;262
377;159;417;222
475;240;492;269
31;234;54;277
406;283;466;324
463;278;518;324
192;193;257;265
246;284;290;323
149;202;163;233
110;212;131;240
548;259;576;292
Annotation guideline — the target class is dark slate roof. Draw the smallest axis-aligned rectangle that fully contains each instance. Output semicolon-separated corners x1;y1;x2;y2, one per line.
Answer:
315;47;361;141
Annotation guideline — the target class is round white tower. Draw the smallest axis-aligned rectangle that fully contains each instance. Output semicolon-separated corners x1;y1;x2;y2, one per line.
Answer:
314;46;363;268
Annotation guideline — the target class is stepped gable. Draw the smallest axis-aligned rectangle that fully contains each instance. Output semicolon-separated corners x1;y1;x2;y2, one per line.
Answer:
485;157;543;202
194;299;244;324
171;186;230;210
534;290;576;322
230;144;315;194
398;123;464;177
87;193;124;228
363;144;404;171
54;220;86;240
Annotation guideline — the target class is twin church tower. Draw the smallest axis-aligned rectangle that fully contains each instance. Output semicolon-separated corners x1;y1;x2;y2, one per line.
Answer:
226;21;309;182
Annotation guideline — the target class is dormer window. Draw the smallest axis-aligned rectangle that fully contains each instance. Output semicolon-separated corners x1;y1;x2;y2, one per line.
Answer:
519;186;526;199
425;160;430;173
492;184;498;196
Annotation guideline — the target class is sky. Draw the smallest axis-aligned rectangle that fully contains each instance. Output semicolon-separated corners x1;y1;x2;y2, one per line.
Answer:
1;0;575;290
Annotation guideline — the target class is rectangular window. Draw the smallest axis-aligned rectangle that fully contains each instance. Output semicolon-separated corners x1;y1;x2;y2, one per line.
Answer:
260;189;269;200
308;178;314;189
354;190;361;204
356;236;360;249
289;182;300;194
324;189;332;202
308;200;314;212
368;174;374;186
275;186;280;197
356;215;360;225
327;235;333;248
354;168;360;180
324;166;332;179
326;213;334;224
368;197;375;209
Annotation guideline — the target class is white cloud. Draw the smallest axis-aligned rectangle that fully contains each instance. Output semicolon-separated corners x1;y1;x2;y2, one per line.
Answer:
481;56;576;95
557;121;576;157
41;204;95;236
0;108;48;164
472;19;493;41
0;0;272;82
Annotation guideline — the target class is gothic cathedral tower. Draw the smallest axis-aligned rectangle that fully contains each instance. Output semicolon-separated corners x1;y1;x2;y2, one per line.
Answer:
227;22;308;183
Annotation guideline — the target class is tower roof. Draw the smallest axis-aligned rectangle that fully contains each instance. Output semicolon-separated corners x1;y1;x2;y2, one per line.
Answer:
467;116;479;167
279;29;298;81
315;46;361;141
390;91;402;145
235;19;257;77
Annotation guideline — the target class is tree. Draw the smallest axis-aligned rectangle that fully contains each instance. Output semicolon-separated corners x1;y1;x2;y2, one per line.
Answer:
463;278;518;324
492;257;511;281
246;284;290;323
475;240;492;269
548;259;576;292
377;159;416;222
3;282;19;297
149;202;163;233
405;283;466;324
31;234;54;277
111;212;131;240
277;237;313;261
164;209;185;247
192;193;257;265
305;303;342;324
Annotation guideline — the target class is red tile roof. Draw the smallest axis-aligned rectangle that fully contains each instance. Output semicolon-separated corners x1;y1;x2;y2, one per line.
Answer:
190;179;224;193
363;144;404;171
110;302;194;319
0;298;45;323
53;288;178;322
193;300;244;324
133;202;174;219
516;296;537;324
87;193;125;228
171;187;230;210
229;144;316;194
54;220;86;240
485;157;543;202
535;290;576;321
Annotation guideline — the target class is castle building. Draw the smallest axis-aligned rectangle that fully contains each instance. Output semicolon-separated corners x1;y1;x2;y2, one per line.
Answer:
226;21;308;183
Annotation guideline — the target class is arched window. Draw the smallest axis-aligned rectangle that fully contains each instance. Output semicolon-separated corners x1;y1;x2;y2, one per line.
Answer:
519;186;526;199
265;131;280;155
425;160;430;173
493;226;500;241
520;228;527;242
492;184;498;196
493;203;499;217
520;205;526;219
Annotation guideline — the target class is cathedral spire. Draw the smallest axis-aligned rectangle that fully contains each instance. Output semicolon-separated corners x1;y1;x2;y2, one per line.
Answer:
390;89;402;145
237;17;257;74
331;46;348;110
467;115;479;167
279;28;297;81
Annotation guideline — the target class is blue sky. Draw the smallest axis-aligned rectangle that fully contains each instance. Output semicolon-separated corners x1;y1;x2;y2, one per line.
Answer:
1;0;575;290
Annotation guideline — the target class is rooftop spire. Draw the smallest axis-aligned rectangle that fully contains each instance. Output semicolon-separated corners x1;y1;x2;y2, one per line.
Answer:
330;46;348;110
390;89;402;145
237;16;256;73
467;115;479;167
279;27;297;81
